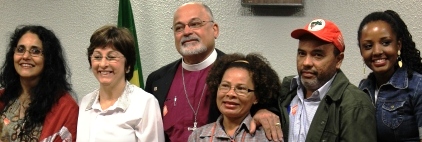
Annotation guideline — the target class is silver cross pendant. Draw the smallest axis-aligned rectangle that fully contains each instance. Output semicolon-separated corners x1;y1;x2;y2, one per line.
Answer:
187;122;197;131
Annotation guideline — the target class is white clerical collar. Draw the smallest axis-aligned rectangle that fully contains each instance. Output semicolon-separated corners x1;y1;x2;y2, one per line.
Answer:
182;49;217;71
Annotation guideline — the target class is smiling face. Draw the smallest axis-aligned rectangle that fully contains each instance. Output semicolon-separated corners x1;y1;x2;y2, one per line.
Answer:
359;20;401;78
216;67;257;120
90;45;127;87
173;3;219;63
13;32;45;82
297;35;343;93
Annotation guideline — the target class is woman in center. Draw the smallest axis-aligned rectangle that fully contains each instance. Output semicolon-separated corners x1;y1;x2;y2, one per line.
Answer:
77;25;164;142
188;53;282;142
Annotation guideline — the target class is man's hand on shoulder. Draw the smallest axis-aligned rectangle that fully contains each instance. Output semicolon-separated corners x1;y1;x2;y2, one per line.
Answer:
249;109;283;142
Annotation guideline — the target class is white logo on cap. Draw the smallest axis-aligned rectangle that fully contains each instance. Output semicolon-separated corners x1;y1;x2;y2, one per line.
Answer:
307;19;326;31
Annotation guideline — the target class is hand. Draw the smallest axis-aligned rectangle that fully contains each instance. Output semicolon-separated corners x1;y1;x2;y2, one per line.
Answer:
250;109;283;141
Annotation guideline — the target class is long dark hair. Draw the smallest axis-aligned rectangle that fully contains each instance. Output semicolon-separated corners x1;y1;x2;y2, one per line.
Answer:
0;25;72;138
357;10;422;77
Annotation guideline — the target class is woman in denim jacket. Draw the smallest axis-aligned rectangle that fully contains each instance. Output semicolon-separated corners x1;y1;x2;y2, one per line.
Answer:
357;10;422;142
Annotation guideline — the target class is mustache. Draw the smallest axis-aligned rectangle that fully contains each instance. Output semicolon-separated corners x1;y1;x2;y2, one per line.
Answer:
300;69;317;75
181;36;200;44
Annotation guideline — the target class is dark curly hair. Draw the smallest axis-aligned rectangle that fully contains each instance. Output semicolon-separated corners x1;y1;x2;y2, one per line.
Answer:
87;25;136;81
357;10;422;77
206;53;282;121
0;25;72;138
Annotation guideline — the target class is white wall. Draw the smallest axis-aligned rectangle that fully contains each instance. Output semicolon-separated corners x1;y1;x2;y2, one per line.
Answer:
0;0;421;101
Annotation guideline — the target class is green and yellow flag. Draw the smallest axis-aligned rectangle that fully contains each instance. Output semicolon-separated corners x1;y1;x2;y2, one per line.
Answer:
118;0;144;88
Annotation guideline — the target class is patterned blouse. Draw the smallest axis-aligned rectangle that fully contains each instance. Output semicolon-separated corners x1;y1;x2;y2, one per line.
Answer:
0;99;42;142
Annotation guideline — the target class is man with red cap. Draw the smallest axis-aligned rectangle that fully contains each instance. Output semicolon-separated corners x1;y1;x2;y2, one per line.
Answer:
277;19;377;142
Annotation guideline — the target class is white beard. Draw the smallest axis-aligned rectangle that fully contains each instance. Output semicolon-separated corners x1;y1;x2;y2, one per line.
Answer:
179;35;207;56
179;43;207;56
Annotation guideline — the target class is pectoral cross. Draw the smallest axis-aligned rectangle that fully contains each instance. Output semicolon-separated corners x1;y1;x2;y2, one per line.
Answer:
188;122;197;131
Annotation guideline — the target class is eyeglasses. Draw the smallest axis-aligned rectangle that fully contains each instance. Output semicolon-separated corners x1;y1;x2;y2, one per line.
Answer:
14;46;43;57
218;83;254;97
90;54;124;63
172;19;214;33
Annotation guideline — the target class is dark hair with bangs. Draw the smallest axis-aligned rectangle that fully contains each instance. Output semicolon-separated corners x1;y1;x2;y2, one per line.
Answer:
87;25;136;80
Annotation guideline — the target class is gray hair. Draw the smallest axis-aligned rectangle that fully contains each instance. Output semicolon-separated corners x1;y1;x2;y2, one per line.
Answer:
184;2;214;21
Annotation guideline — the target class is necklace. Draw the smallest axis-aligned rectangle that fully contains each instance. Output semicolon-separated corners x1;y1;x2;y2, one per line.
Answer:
181;67;207;131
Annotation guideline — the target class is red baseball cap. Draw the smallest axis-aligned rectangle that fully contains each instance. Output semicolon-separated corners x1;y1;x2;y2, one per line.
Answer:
291;19;345;52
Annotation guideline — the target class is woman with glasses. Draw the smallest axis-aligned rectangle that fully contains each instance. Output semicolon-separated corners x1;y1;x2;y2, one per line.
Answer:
0;25;78;141
188;53;281;142
76;25;164;142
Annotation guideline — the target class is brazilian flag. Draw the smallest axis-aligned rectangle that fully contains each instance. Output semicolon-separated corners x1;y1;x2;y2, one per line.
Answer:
118;0;144;88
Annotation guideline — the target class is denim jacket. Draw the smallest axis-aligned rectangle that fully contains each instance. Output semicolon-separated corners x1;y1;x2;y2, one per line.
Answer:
359;67;422;141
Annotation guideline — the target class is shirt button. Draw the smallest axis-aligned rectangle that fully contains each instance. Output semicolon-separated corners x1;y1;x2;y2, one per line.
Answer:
322;140;327;142
321;121;325;125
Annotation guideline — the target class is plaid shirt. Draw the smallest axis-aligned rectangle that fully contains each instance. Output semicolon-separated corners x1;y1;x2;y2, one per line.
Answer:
188;114;270;142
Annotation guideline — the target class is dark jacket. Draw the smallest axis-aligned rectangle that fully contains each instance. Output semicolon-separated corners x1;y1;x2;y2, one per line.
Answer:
145;48;225;122
359;67;422;141
278;70;377;142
